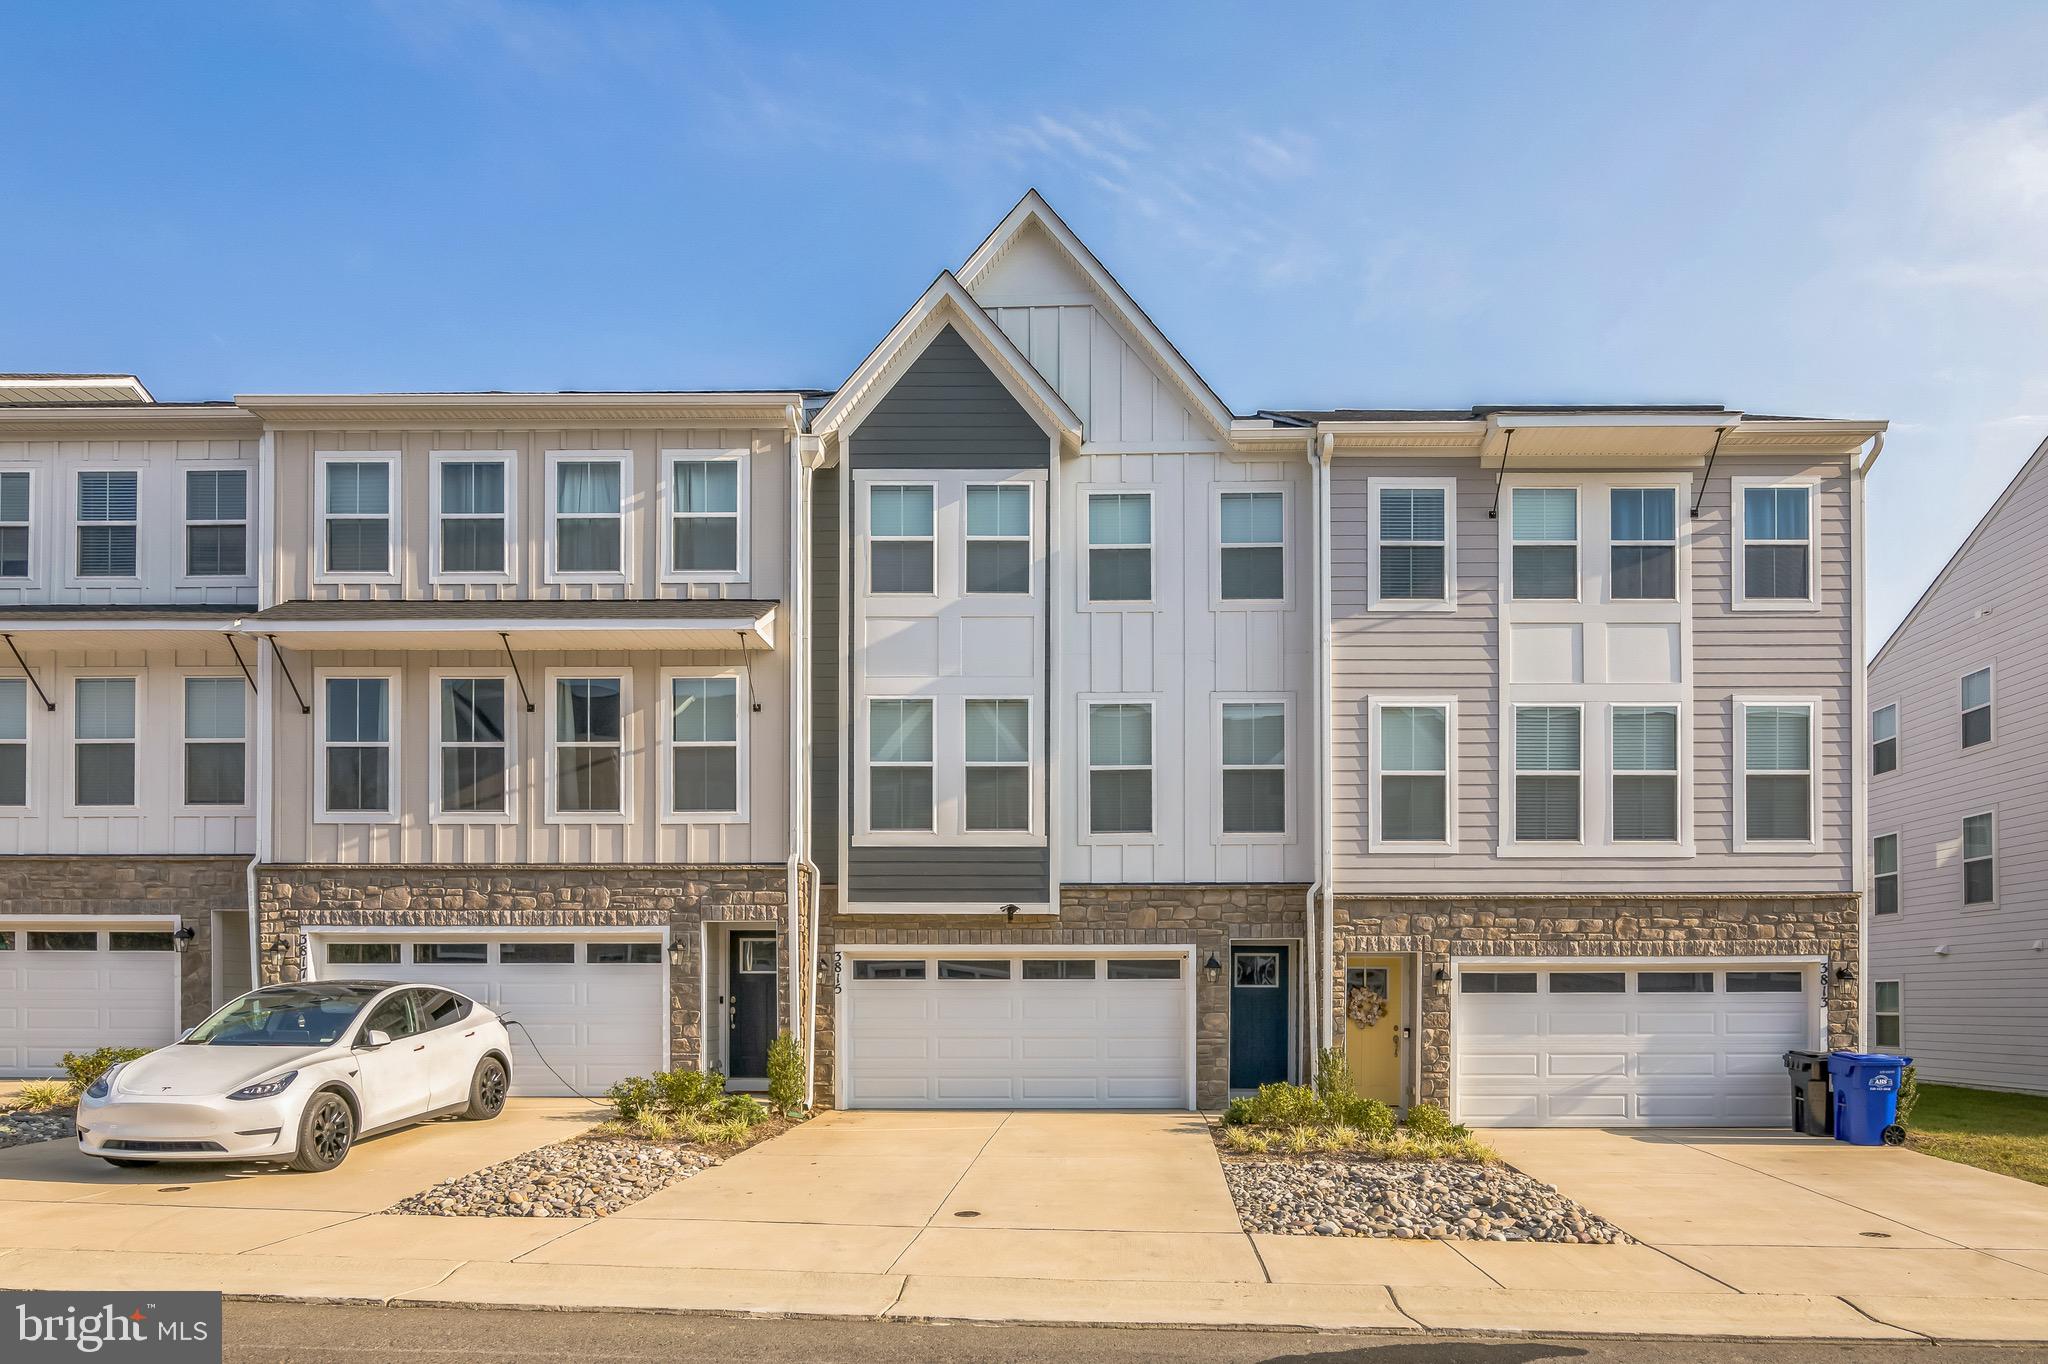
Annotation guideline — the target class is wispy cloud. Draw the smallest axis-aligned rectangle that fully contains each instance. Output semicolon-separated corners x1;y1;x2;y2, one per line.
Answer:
1863;99;2048;295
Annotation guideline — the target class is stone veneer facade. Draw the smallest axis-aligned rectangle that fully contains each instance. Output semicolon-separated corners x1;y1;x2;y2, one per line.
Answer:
1332;894;1862;1109
255;865;791;1078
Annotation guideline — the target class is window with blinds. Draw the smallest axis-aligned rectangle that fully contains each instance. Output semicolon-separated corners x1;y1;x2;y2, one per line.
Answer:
323;460;392;576
0;677;26;807
438;459;508;576
1961;668;1992;749
1510;488;1577;600
1740;485;1811;602
669;675;740;815
553;460;624;576
438;677;509;816
1611;705;1678;841
1378;704;1448;843
0;471;30;579
964;698;1029;831
1087;492;1151;602
1742;703;1812;842
671;457;742;575
1374;485;1448;603
869;485;935;594
1088;702;1152;835
1871;703;1898;775
868;697;933;831
77;470;138;578
1872;833;1899;915
553;676;624;814
1513;705;1580;841
184;469;248;578
1963;812;1995;905
74;677;136;807
1609;488;1676;599
182;677;245;806
323;676;392;815
1218;491;1283;600
1221;701;1286;834
965;485;1030;594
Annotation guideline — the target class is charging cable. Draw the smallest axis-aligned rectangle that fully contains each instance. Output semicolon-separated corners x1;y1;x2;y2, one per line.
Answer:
500;1018;611;1108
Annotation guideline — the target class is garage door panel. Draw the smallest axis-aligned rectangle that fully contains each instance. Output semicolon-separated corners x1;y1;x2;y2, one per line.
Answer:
1462;1093;1541;1122
1636;1011;1717;1035
1022;1035;1095;1060
937;995;1017;1026
1462;1052;1539;1077
1550;1011;1630;1035
937;1076;1015;1101
938;1035;1015;1061
1725;1050;1790;1076
1726;1013;1801;1036
1550;1093;1631;1120
1638;1052;1716;1076
1547;1052;1627;1078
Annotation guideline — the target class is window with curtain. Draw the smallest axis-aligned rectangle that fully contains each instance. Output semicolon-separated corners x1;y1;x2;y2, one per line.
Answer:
1742;485;1811;600
1961;668;1992;748
1609;488;1675;599
438;678;508;815
868;485;934;594
553;677;623;814
0;471;28;578
1510;487;1577;600
324;461;391;575
1514;705;1580;841
1378;704;1448;843
1873;833;1899;915
439;460;507;576
183;677;245;806
1087;492;1151;602
868;698;933;830
1088;702;1152;834
1963;812;1995;905
74;677;136;806
554;461;623;574
1375;485;1447;602
964;485;1029;594
1219;491;1283;600
1874;981;1902;1047
1221;701;1286;834
184;469;247;578
0;677;26;806
964;699;1029;831
1871;703;1898;775
669;676;739;814
77;470;138;578
671;458;741;574
1612;705;1678;841
1743;703;1812;841
324;677;391;814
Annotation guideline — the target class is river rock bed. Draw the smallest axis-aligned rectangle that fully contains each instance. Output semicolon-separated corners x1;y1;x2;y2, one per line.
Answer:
389;1139;720;1218
0;1109;76;1150
1224;1156;1629;1243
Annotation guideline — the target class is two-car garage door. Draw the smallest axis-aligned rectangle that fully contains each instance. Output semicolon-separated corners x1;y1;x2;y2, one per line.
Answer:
0;923;182;1077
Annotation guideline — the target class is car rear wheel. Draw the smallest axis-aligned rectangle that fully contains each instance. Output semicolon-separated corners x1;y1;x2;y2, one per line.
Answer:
290;1091;355;1173
463;1056;509;1120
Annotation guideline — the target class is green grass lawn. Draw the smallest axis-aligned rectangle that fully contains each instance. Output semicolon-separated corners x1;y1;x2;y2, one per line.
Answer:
1907;1082;2048;1186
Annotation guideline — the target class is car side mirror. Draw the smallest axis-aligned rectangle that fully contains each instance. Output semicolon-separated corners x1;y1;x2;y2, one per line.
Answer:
357;1029;393;1050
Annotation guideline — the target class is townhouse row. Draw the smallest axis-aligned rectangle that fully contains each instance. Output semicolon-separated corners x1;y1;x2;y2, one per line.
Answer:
0;195;1884;1125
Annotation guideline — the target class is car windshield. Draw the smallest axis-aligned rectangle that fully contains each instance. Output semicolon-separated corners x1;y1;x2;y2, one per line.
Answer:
181;988;373;1047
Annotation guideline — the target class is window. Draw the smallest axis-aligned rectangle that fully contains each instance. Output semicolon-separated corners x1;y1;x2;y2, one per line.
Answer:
184;469;248;578
1963;812;1995;905
1023;959;1096;980
667;674;741;817
868;698;933;831
1513;705;1581;841
1088;702;1152;835
327;942;400;966
435;456;509;578
964;698;1029;832
939;960;1011;980
853;959;925;981
1510;487;1577;600
552;676;624;816
1219;491;1283;600
320;457;394;578
1612;705;1679;841
182;677;246;807
1551;972;1625;993
1873;833;1900;915
362;992;420;1040
1370;481;1451;606
414;942;487;965
1610;487;1676;599
1874;981;1902;1048
1739;482;1812;603
669;454;743;577
1234;952;1280;987
965;484;1029;594
739;938;776;973
322;677;393;817
0;677;26;808
1087;492;1151;602
73;677;136;807
1460;972;1538;994
76;470;138;578
1221;701;1286;835
1106;959;1180;980
0;932;10;949
1378;702;1449;844
1742;703;1813;843
1637;971;1712;993
1726;971;1803;993
30;931;98;951
0;470;28;578
1872;704;1898;775
414;989;473;1029
551;456;625;577
588;942;661;965
1961;668;1992;748
868;485;934;594
109;932;174;952
437;677;509;817
499;943;574;965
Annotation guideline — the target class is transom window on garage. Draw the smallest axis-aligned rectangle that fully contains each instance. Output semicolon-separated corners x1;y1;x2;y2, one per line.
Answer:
500;942;575;965
1514;705;1581;841
869;485;935;594
1511;487;1578;600
326;942;400;965
1609;487;1676;599
853;959;926;980
939;960;1011;980
588;942;661;965
964;484;1030;594
414;942;487;965
1218;490;1283;600
1022;959;1096;980
1460;972;1538;994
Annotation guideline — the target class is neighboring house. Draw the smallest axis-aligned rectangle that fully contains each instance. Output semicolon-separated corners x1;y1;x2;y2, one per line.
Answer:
1868;435;2048;1095
0;193;1886;1127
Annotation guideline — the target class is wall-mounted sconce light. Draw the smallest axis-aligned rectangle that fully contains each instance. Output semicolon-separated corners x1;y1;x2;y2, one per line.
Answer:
1203;954;1222;985
173;926;197;943
1834;964;1856;982
1001;904;1019;923
1433;967;1449;984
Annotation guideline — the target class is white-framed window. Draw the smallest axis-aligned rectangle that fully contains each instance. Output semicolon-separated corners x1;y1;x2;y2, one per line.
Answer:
431;453;513;582
1510;486;1578;601
1087;490;1152;603
664;449;746;581
184;468;248;579
1513;704;1582;841
1872;702;1898;775
868;484;935;594
964;483;1030;595
0;677;26;808
963;697;1030;832
181;676;247;808
1734;478;1816;608
72;675;138;808
867;697;934;832
663;670;744;821
548;672;627;820
0;469;31;580
1873;980;1902;1049
1963;811;1995;906
1220;698;1287;837
546;452;629;582
1218;489;1284;602
316;453;399;582
1087;699;1153;838
1872;832;1900;916
1367;478;1453;610
1611;704;1679;842
317;672;397;822
432;672;512;821
739;938;776;974
1609;487;1677;600
1961;667;1992;749
1372;698;1454;850
76;469;139;579
1737;698;1817;848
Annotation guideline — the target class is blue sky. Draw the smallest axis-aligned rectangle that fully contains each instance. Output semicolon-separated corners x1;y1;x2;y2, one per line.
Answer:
6;2;2046;647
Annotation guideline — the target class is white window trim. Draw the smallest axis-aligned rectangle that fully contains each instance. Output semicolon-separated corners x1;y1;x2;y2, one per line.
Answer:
0;464;39;587
428;452;517;586
427;668;518;826
1873;979;1904;1052
1080;485;1156;610
544;450;632;586
1366;477;1456;612
1733;695;1823;853
1212;484;1291;609
1503;701;1585;851
66;670;144;815
960;694;1038;840
313;668;402;825
857;694;937;840
1872;830;1901;916
1731;475;1821;612
1504;483;1581;604
313;452;401;586
963;480;1034;597
1368;694;1458;853
659;448;749;585
0;673;35;816
658;666;748;825
1871;700;1899;776
177;465;254;587
1607;701;1684;848
1079;693;1158;847
175;670;252;815
1215;693;1293;845
1959;663;1995;753
69;464;144;588
1961;809;1997;909
1604;484;1682;604
863;480;939;598
543;667;632;825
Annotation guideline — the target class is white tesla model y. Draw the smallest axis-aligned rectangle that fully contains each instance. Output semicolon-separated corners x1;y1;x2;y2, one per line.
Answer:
76;981;514;1171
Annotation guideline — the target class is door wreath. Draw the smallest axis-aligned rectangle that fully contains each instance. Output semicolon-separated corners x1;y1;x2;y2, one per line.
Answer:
1347;984;1387;1027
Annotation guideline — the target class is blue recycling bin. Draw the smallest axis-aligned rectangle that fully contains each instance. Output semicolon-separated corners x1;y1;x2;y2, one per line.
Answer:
1828;1051;1911;1146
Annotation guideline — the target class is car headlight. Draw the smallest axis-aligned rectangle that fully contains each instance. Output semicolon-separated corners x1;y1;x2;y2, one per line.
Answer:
83;1063;127;1101
228;1071;300;1101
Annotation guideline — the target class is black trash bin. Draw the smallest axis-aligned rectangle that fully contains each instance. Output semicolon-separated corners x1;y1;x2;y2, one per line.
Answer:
1782;1050;1833;1136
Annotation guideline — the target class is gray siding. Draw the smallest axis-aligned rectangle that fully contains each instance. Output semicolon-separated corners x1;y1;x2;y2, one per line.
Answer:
811;467;840;882
848;325;1050;469
847;846;1050;903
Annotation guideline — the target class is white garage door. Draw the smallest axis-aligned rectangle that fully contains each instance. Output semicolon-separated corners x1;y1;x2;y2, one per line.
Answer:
0;924;181;1077
310;934;665;1098
841;950;1191;1109
1456;964;1815;1127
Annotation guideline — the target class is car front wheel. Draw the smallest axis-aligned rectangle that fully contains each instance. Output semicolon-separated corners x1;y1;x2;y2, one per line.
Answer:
463;1056;509;1120
290;1091;355;1173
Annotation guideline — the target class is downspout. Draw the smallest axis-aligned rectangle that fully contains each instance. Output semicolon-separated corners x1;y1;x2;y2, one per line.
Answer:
782;414;804;1047
1315;432;1336;1054
1851;431;1882;1046
792;432;826;1106
1301;432;1332;1059
247;426;276;993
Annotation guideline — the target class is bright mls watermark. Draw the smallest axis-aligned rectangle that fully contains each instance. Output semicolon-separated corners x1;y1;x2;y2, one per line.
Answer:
4;1293;220;1362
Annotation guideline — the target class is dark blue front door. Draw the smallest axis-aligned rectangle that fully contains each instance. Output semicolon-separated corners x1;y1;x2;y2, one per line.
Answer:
1229;945;1289;1090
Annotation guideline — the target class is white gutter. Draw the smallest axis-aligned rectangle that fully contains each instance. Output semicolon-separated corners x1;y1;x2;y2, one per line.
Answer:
792;434;827;1106
1313;432;1336;1054
1851;432;1880;1044
782;415;805;1048
248;427;276;991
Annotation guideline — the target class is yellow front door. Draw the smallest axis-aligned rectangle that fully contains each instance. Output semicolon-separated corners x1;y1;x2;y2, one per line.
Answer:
1345;956;1405;1106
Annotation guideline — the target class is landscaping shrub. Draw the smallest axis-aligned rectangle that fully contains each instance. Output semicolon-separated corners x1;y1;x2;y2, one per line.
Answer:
652;1068;723;1114
1246;1082;1325;1127
15;1080;72;1112
1404;1101;1461;1141
766;1032;805;1116
606;1076;658;1122
1897;1064;1920;1127
1222;1097;1256;1127
61;1046;149;1091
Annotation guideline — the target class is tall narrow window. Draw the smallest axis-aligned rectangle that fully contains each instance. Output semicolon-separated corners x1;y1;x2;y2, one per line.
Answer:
1961;668;1992;748
1378;704;1448;843
670;457;741;575
1510;488;1577;600
1612;705;1679;841
553;677;623;815
77;470;138;578
1609;488;1675;600
184;469;248;578
1088;702;1152;835
323;677;392;816
668;676;739;815
0;472;29;579
438;678;508;816
964;485;1029;594
1374;484;1448;604
1872;833;1899;915
182;677;245;806
438;459;507;577
1514;705;1581;841
323;460;392;576
1873;981;1902;1048
868;698;933;831
1963;812;1995;905
74;677;136;807
964;699;1029;831
1221;701;1286;834
1087;492;1152;602
1871;703;1898;775
0;677;26;807
553;460;623;575
1743;703;1812;842
1741;485;1812;602
868;485;934;594
1219;491;1283;600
